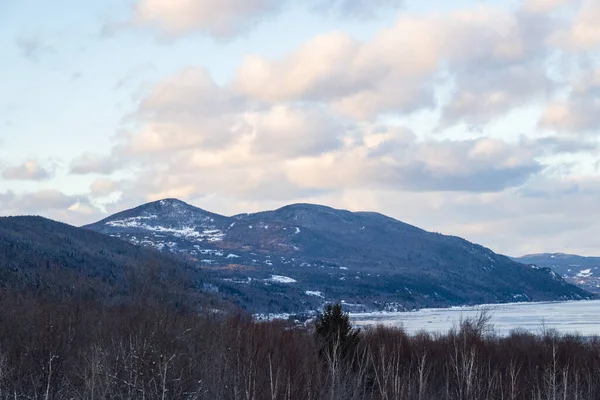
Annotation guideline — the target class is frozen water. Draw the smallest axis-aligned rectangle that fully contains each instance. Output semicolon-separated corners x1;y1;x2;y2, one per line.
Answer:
350;300;600;336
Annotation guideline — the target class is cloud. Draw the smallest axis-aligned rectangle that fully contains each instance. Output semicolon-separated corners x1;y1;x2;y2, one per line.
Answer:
0;190;78;213
235;6;560;122
539;66;600;133
440;63;553;129
234;26;439;119
116;67;345;160
0;190;103;225
119;68;246;154
522;0;574;13
100;41;600;211
2;160;53;181
552;0;600;51
90;179;119;197
125;0;404;39
69;153;120;175
284;134;544;193
129;0;282;38
310;0;404;19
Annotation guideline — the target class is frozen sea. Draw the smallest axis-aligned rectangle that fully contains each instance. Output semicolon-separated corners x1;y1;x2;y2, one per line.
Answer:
350;300;600;336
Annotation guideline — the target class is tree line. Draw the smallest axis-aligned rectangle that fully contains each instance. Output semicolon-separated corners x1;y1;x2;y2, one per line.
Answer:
1;269;600;399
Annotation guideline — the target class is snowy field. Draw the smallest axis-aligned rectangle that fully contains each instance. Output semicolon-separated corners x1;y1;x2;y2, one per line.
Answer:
350;300;600;336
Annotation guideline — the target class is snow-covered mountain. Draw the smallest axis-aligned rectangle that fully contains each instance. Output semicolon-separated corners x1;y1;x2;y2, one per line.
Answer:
83;199;592;313
513;253;600;293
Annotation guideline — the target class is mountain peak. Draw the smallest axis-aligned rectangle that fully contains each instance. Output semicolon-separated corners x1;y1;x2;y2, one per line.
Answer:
142;198;193;210
82;198;230;244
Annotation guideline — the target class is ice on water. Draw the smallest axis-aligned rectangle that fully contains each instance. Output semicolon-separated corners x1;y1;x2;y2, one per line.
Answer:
351;300;600;336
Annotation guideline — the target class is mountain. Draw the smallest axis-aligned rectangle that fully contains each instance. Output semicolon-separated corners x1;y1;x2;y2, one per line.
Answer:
513;253;600;293
83;199;592;313
0;215;232;311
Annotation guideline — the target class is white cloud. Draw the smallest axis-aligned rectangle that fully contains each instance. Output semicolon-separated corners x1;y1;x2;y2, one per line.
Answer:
284;135;543;193
127;0;404;39
552;0;600;50
0;190;104;226
130;0;280;38
522;0;575;13
539;66;600;133
90;179;119;197
2;160;53;181
69;153;120;175
235;5;560;121
312;0;404;18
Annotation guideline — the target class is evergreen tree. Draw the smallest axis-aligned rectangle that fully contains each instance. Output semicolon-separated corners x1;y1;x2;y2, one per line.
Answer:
314;303;360;361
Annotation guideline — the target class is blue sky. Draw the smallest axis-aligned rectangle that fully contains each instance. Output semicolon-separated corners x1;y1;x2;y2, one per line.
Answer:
1;0;600;256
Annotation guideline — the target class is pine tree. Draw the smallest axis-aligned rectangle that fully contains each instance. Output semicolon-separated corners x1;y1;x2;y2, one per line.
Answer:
314;303;360;361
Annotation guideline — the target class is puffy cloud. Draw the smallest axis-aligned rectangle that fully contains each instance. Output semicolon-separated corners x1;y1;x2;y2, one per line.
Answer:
130;0;280;38
127;0;404;39
522;0;575;13
284;135;543;193
235;6;559;121
311;0;404;18
2;160;53;181
103;44;600;212
539;66;600;133
0;190;103;225
552;0;600;50
69;153;120;175
234;24;440;119
540;100;600;132
244;105;344;157
117;67;345;160
119;68;246;154
440;63;553;129
90;179;119;197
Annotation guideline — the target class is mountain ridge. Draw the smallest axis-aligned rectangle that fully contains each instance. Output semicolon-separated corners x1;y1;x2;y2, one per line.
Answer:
513;253;600;294
0;214;236;311
82;199;592;312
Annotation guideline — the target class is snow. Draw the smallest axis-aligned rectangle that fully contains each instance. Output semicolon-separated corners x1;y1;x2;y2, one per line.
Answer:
106;217;225;242
305;291;324;298
351;300;600;336
254;313;293;321
226;253;241;259
577;268;593;277
339;266;348;270
295;227;301;234
194;247;224;256
266;275;297;283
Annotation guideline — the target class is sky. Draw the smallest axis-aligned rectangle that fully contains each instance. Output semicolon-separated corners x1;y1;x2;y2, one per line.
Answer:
1;0;600;257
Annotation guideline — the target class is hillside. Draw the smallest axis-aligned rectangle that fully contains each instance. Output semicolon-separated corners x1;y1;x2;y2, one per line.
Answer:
514;253;600;293
84;199;592;313
0;216;232;311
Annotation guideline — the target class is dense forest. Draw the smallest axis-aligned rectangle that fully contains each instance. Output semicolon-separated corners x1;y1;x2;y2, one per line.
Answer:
1;263;600;400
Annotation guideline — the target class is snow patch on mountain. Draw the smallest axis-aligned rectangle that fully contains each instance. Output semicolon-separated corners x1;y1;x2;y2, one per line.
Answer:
266;275;297;284
577;269;593;278
105;217;225;242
